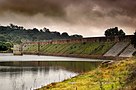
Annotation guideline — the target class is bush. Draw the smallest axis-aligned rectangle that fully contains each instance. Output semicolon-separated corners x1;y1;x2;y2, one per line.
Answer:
0;42;13;51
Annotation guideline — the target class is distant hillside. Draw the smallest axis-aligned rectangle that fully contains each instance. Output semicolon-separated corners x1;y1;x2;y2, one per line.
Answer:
0;24;83;43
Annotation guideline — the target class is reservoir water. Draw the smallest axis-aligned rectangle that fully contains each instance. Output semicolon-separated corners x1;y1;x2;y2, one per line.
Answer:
0;53;103;90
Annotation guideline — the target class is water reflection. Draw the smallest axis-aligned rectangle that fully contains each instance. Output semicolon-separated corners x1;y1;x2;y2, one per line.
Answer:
0;61;101;90
0;61;101;73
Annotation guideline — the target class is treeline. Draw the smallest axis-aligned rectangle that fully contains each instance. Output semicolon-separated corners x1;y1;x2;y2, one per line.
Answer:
104;27;125;37
104;27;126;41
0;24;83;43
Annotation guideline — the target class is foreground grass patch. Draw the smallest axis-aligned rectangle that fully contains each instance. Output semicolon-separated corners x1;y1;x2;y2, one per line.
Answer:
37;57;136;90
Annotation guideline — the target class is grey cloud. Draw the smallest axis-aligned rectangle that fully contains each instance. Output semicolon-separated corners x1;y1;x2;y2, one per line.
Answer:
1;0;136;18
0;0;66;17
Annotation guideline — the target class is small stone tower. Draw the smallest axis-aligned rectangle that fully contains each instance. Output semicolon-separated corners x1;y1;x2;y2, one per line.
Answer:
13;45;23;55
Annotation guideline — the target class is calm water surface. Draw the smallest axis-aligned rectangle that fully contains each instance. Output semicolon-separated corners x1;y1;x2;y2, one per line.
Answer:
0;53;103;90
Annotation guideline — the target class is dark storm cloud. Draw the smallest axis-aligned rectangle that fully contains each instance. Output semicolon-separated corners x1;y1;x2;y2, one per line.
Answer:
0;0;135;36
0;0;66;16
0;0;88;17
0;0;136;18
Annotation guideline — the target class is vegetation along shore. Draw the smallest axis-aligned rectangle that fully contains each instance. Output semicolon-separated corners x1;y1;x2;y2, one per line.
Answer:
37;57;136;90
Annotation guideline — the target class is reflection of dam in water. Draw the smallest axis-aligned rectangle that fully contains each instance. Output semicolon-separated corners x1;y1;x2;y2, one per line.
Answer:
0;61;101;73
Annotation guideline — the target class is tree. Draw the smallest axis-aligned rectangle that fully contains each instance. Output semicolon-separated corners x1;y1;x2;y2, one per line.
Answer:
104;27;125;37
40;29;43;32
43;28;50;33
32;28;39;33
118;29;126;40
61;32;69;38
0;42;8;51
131;31;136;48
71;34;83;38
0;35;7;42
118;29;125;37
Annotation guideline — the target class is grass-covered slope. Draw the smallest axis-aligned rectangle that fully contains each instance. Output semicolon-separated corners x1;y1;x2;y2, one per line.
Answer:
37;58;136;90
24;42;115;56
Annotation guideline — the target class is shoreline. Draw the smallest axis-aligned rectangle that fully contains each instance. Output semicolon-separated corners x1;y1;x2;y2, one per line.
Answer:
37;57;136;90
23;52;128;60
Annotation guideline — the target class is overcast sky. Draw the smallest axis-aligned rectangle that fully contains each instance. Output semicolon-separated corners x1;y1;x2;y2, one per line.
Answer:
0;0;135;37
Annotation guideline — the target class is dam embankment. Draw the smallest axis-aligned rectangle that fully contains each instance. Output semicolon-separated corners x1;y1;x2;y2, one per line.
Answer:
14;35;136;60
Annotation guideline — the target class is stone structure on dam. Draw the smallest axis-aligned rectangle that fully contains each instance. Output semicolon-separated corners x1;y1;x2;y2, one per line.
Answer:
13;45;23;55
13;35;136;58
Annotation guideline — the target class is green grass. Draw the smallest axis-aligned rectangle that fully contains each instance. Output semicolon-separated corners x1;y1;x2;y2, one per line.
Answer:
37;57;136;90
92;42;115;55
24;44;38;52
24;42;115;55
